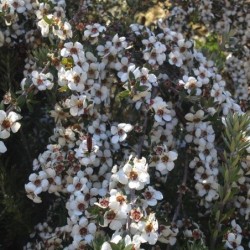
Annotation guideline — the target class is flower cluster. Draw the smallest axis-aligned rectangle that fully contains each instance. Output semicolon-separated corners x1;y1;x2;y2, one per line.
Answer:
0;0;249;249
164;0;250;107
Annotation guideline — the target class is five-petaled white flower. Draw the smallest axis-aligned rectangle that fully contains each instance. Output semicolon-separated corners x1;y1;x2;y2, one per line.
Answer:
111;123;133;144
116;156;150;190
84;23;106;38
32;70;54;91
0;110;21;139
143;186;163;206
136;213;159;245
151;97;172;123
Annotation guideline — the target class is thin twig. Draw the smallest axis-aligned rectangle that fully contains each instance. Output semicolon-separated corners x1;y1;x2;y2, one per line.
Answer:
136;109;148;159
6;60;51;114
136;86;158;159
127;87;158;231
19;127;33;166
69;0;88;25
166;159;189;250
171;157;189;223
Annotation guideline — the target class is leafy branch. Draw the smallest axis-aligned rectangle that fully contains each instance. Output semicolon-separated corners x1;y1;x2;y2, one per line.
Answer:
210;112;250;249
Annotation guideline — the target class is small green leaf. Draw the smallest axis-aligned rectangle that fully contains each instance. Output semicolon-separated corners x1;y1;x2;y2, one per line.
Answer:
128;70;135;81
222;188;231;204
124;244;133;250
26;101;34;112
16;95;26;107
109;242;121;250
92;234;109;250
98;214;104;226
231;155;239;168
58;85;68;92
117;90;130;100
136;85;148;92
43;15;53;25
224;168;229;183
219;208;235;223
215;210;220;221
0;102;4;110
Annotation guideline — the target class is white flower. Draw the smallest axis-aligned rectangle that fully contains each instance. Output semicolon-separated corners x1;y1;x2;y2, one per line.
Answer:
234;196;250;219
195;175;219;202
130;23;147;36
143;46;166;65
75;138;99;165
86;62;99;80
50;103;70;124
156;149;178;175
194;166;218;183
198;142;217;164
130;207;144;222
96;41;112;57
88;119;107;141
211;83;225;103
90;83;109;104
185;110;205;123
67;171;88;193
32;71;54;91
71;216;96;244
53;21;72;40
25;171;49;201
179;76;202;95
169;51;183;67
66;94;88;116
55;127;76;148
124;235;143;250
69;193;88;216
193;65;211;85
140;67;157;87
9;0;26;13
108;189;131;214
84;23;106;38
95;197;110;209
111;123;133;144
143;186;163;206
177;39;192;53
0;111;22;139
194;122;215;143
225;231;243;250
151;97;172;123
65;66;87;93
115;156;149;190
44;168;61;194
115;57;134;81
96;149;112;169
100;233;142;250
142;35;156;49
231;220;242;234
37;15;52;37
61;42;85;63
112;34;127;52
158;225;178;245
137;213;159;245
102;209;127;231
57;67;68;87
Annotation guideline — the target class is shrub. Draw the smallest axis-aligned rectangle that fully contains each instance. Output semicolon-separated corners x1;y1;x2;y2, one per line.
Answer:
0;0;249;249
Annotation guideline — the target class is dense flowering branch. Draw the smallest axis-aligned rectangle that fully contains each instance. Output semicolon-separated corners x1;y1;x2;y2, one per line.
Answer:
0;0;249;249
